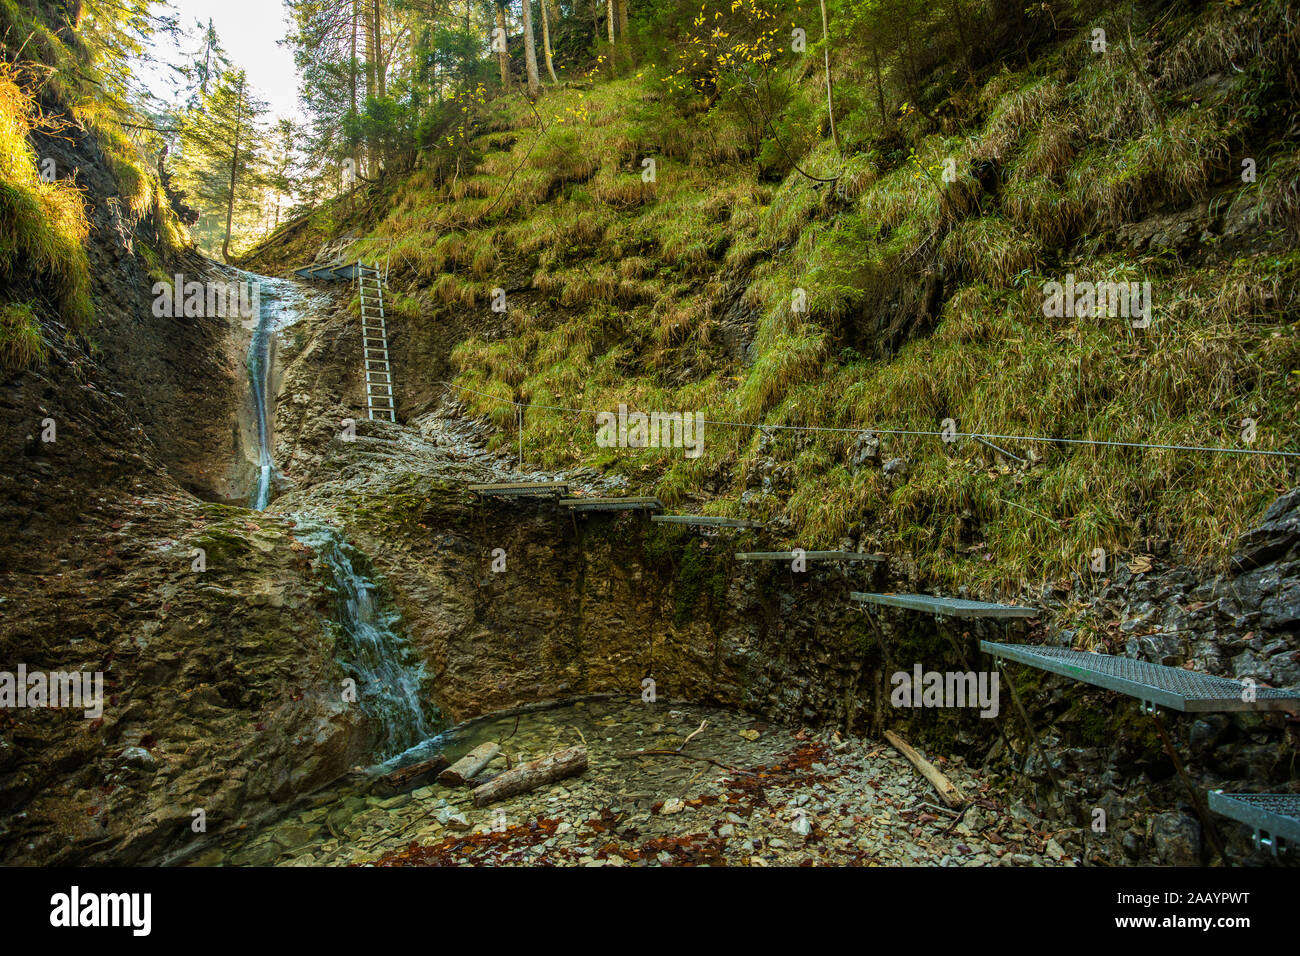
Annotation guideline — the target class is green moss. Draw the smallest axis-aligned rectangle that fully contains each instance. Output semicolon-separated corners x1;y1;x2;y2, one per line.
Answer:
641;524;732;626
192;527;253;563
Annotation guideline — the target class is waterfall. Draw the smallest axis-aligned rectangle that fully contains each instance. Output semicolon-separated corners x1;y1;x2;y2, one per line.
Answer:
238;272;434;761
243;273;301;511
296;521;433;760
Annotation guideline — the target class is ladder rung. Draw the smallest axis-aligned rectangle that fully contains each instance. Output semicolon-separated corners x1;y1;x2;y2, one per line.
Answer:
360;265;395;422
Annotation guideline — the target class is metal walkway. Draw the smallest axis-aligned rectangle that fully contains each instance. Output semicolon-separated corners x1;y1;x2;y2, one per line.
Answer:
359;261;395;423
560;496;663;512
981;641;1300;712
469;481;569;498
852;592;1036;619
653;515;763;529
1208;792;1300;855
739;550;885;562
294;263;361;281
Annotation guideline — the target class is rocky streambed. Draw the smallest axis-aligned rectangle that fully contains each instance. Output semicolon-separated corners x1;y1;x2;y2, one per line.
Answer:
191;698;1072;867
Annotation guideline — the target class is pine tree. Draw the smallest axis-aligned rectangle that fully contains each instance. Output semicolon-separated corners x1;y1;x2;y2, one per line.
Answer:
173;69;268;261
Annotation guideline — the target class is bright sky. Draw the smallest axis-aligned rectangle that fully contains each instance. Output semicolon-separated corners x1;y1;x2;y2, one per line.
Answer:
147;0;303;121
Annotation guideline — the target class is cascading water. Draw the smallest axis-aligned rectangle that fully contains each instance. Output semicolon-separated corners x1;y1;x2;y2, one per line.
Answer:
243;273;304;511
236;271;434;761
295;521;433;759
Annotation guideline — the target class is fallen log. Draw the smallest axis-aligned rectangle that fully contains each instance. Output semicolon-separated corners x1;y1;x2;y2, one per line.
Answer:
472;745;588;807
463;770;506;789
380;753;449;790
438;742;501;786
884;730;966;809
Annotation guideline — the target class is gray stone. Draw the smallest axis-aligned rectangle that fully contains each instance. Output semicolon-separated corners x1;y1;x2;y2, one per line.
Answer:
1151;811;1202;866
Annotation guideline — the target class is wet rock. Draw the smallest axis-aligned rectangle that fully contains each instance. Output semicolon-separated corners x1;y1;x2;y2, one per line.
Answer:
1151;811;1202;866
436;809;470;831
274;825;316;850
120;747;157;772
882;457;909;481
850;431;880;469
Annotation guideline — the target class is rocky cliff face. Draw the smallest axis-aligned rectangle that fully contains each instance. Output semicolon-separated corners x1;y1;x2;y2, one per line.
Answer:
2;223;1295;864
0;124;374;864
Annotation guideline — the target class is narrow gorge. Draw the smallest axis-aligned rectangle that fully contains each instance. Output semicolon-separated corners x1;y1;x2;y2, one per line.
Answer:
1;0;1298;897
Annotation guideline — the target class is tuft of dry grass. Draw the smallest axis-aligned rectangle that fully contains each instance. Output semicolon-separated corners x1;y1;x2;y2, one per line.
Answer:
0;300;47;370
0;63;92;331
939;216;1039;286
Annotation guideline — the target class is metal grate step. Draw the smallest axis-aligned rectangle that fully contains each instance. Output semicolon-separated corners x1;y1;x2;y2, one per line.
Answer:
652;515;764;528
469;481;570;497
740;550;885;562
853;592;1036;619
980;641;1300;712
560;496;663;512
1208;792;1300;854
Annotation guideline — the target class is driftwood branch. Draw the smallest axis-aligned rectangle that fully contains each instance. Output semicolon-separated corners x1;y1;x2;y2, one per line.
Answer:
885;730;966;808
615;717;756;775
680;719;708;749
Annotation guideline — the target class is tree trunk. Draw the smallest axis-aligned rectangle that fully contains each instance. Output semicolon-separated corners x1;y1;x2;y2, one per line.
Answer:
872;46;886;124
350;1;358;114
522;0;541;97
617;0;632;66
221;78;244;263
819;0;840;155
373;0;386;97
350;0;359;193
540;0;558;83
947;0;974;79
363;2;376;101
472;746;588;806
606;0;616;75
495;1;510;89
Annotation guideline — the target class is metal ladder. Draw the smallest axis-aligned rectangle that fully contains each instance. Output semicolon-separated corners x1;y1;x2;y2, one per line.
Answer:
358;261;396;422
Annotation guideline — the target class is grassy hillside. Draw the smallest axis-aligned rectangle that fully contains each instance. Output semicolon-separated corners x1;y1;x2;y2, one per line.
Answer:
335;1;1296;588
